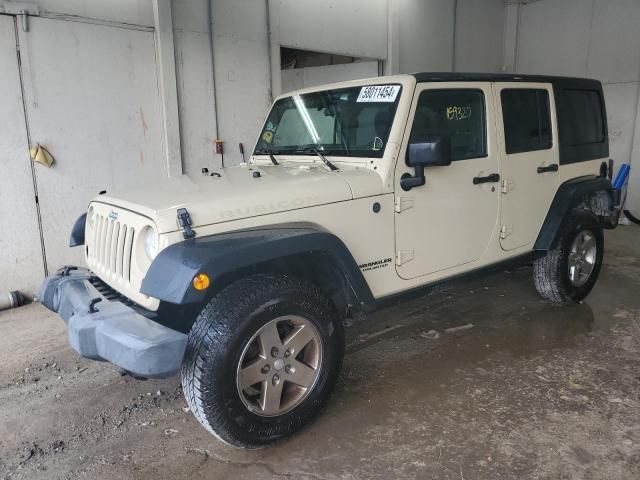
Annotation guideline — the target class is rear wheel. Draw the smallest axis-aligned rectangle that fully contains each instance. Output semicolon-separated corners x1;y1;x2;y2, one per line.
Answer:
533;212;604;304
181;274;344;448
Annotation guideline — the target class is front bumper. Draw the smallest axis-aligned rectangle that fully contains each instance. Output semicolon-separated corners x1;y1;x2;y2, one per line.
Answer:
40;268;187;378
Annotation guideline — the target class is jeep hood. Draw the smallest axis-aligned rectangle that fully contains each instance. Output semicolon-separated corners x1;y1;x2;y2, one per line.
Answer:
94;164;383;233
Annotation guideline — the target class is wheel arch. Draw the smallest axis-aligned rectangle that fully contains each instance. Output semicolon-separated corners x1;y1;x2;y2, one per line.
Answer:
534;175;617;251
141;225;375;315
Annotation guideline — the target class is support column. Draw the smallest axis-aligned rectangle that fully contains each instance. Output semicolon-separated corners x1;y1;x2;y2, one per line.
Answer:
502;3;520;72
153;0;182;177
265;0;281;100
385;0;400;75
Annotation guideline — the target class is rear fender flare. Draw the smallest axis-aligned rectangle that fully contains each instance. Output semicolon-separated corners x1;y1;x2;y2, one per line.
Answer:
534;175;615;251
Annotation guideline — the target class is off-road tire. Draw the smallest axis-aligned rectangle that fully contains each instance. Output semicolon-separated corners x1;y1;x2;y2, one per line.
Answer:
181;273;344;448
533;212;604;304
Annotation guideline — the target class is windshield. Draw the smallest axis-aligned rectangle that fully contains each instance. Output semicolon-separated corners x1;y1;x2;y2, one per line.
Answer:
254;84;402;158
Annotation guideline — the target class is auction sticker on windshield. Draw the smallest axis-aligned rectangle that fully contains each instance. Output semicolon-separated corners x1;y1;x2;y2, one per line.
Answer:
357;85;400;102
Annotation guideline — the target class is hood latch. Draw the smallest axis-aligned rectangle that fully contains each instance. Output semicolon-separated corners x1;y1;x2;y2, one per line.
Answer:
177;208;196;240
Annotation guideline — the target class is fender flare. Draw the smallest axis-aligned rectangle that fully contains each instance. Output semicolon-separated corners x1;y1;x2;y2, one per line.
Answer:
69;213;87;247
534;175;615;251
140;226;375;308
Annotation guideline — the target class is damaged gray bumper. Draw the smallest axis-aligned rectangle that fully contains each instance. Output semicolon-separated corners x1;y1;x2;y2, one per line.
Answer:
39;268;187;378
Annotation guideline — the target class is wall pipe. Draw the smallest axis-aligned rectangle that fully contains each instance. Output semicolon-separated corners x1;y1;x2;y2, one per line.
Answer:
207;0;222;165
265;0;274;104
0;291;27;312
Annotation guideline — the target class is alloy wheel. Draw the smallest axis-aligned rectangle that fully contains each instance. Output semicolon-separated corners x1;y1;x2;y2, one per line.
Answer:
236;316;323;416
568;230;597;287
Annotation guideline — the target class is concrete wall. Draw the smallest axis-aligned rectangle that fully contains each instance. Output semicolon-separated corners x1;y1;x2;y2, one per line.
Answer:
281;61;380;93
209;0;272;168
386;0;505;75
174;0;393;171
503;0;640;214
395;0;455;73
271;0;388;60
454;0;505;73
0;0;153;26
0;0;501;173
171;0;217;176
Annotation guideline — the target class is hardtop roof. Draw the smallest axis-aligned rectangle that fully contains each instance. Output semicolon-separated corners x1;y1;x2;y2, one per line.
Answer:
412;72;601;87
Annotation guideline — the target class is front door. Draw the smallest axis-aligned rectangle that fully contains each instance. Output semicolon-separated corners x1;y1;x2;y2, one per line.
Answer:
394;82;501;280
495;83;560;251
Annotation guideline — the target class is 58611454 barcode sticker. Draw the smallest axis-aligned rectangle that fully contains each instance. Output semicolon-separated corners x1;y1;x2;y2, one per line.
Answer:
357;85;401;102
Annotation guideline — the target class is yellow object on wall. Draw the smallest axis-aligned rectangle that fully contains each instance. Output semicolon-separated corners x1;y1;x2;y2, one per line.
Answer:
29;144;55;168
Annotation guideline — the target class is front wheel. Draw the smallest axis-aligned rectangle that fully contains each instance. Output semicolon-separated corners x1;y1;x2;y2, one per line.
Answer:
181;274;344;448
533;212;604;304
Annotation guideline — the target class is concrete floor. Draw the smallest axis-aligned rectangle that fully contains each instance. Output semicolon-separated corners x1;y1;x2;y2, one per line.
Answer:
1;226;639;480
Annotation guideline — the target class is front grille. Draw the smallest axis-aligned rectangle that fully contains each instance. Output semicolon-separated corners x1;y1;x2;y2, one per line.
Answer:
90;214;135;284
85;203;159;312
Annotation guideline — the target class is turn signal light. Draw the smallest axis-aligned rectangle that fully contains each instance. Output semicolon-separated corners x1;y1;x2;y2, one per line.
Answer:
192;273;210;291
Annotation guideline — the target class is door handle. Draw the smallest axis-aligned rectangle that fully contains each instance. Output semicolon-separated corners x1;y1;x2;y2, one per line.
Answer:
537;163;559;174
473;173;500;185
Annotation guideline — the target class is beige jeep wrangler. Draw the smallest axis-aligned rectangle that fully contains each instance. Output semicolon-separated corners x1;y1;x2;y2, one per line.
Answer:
41;73;620;447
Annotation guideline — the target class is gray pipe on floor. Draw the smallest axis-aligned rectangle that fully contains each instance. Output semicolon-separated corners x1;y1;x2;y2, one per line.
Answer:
0;291;26;312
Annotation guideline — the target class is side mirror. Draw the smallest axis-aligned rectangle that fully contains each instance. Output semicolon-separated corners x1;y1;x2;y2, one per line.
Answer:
401;135;451;191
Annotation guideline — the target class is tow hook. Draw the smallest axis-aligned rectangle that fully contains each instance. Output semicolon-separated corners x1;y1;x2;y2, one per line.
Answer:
88;297;102;314
59;265;78;277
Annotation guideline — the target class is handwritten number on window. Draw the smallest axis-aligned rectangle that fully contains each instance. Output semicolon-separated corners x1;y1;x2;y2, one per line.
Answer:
446;105;472;121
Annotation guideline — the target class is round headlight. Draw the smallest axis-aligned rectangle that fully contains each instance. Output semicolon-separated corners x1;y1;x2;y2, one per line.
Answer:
143;227;159;259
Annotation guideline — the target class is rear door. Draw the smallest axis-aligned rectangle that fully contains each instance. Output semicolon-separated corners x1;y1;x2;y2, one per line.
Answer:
496;83;560;250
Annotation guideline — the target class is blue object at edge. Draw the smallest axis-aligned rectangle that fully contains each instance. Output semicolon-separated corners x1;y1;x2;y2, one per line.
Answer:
613;163;630;190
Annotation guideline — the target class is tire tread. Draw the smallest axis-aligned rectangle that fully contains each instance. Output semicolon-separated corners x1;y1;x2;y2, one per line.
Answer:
181;273;342;447
533;212;603;304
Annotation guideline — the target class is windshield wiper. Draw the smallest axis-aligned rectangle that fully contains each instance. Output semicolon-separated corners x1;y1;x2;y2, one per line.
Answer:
303;147;338;171
256;148;279;165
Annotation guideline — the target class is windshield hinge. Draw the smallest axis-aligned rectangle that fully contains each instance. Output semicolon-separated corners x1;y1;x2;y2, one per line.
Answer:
177;208;196;239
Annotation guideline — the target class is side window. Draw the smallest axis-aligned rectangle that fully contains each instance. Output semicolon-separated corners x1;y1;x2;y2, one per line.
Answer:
562;89;605;145
501;89;552;154
410;89;486;161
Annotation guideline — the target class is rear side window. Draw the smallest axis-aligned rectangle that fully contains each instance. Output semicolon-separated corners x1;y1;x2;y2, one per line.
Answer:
410;89;486;161
562;89;605;145
501;89;552;154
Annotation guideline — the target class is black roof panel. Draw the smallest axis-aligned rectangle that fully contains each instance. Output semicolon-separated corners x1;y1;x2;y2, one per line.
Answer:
412;72;600;86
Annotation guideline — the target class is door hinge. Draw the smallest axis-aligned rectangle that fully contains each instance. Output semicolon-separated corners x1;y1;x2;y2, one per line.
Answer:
394;196;414;213
500;225;513;239
501;179;514;194
396;249;414;266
